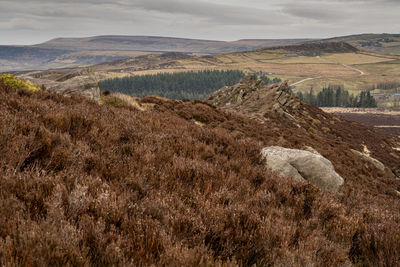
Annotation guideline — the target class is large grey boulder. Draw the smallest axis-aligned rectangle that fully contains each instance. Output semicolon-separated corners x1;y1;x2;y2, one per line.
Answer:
261;146;344;193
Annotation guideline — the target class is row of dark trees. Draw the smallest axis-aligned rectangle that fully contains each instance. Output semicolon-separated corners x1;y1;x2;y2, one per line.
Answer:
362;82;400;91
99;70;279;100
296;86;377;107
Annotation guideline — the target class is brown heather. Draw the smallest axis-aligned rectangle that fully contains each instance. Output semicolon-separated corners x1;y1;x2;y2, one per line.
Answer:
0;82;399;266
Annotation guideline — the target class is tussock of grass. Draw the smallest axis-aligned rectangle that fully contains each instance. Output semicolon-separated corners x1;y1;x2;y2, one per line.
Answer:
0;73;40;92
100;92;155;111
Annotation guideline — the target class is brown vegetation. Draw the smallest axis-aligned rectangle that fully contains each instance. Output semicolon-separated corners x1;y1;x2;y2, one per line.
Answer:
0;80;400;266
325;110;400;136
257;41;359;56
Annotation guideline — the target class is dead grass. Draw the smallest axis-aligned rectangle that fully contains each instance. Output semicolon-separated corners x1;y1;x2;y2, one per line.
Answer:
356;61;400;77
322;107;400;115
0;81;400;266
321;53;395;65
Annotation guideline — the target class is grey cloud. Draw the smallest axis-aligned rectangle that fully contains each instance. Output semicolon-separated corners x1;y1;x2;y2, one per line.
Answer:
282;3;352;21
0;0;399;45
108;0;289;25
0;0;290;25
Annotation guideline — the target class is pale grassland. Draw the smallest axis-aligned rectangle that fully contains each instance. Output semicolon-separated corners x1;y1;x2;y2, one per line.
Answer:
292;74;400;93
265;56;325;64
320;53;395;65
321;107;400;115
100;92;156;110
227;62;356;77
355;61;400;76
179;54;357;77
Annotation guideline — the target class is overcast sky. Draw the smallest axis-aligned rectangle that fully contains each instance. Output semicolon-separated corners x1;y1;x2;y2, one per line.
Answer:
1;0;399;45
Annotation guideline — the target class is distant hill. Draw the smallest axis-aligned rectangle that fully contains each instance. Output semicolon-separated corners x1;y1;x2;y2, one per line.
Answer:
0;46;153;72
0;36;312;71
2;33;399;72
34;35;313;54
259;41;359;56
0;46;69;71
323;33;400;55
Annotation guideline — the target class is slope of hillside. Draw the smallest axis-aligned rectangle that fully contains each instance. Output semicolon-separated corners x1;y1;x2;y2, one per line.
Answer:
0;46;71;71
258;41;359;55
0;76;400;265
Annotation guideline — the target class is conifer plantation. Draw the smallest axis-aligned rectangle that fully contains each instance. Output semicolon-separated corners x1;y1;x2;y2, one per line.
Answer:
297;86;377;108
99;70;279;100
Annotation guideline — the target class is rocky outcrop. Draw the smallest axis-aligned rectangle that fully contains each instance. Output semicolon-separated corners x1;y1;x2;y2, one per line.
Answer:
261;146;344;193
21;69;100;102
205;75;302;123
205;74;264;107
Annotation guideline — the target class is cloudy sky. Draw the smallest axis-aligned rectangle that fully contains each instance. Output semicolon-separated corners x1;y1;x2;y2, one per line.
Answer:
1;0;399;45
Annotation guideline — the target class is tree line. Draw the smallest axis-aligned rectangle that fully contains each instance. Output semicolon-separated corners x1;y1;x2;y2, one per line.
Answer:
296;86;377;108
99;70;280;100
362;81;400;91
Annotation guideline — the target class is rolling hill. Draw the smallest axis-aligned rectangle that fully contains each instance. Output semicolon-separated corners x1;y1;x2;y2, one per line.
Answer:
325;33;400;55
34;35;313;54
2;33;400;72
0;36;312;71
33;34;400;56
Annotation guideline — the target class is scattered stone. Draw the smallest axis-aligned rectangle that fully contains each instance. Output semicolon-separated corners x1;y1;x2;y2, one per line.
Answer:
350;149;386;171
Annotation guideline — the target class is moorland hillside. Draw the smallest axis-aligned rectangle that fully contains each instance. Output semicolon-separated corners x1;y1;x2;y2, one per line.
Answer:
0;76;399;266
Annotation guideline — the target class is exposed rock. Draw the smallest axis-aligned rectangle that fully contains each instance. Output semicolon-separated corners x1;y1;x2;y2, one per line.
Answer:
261;146;344;193
21;69;100;102
350;149;386;171
205;76;302;125
205;75;264;108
